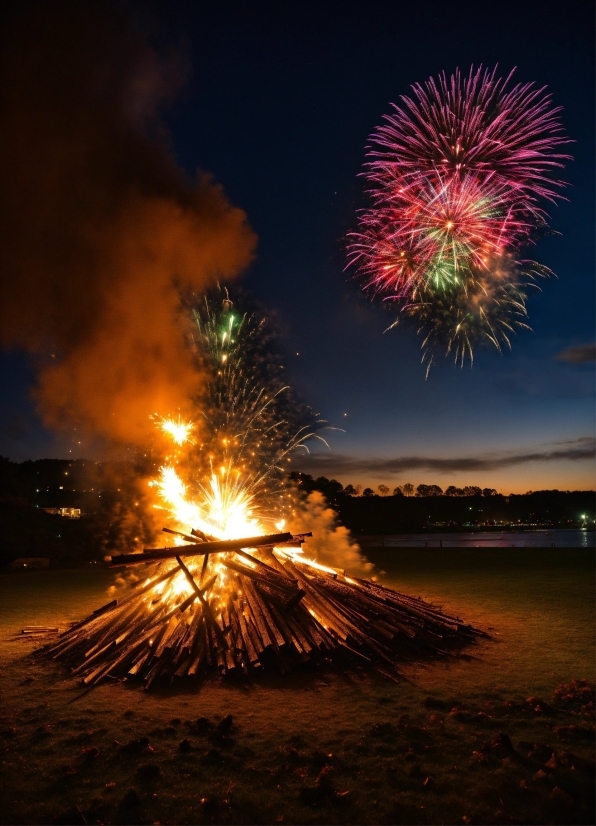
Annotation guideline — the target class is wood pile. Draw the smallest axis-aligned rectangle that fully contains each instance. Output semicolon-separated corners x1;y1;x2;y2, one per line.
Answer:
38;529;488;688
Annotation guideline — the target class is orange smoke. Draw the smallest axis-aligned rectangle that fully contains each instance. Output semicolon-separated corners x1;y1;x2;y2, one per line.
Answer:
0;1;256;446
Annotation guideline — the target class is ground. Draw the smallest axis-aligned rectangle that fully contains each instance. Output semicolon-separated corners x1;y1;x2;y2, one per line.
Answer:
0;547;594;825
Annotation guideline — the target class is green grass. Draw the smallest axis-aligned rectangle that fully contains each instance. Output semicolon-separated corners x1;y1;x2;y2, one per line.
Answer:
0;548;593;825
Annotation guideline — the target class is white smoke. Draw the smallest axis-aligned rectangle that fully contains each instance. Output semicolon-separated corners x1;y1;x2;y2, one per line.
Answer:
288;490;372;576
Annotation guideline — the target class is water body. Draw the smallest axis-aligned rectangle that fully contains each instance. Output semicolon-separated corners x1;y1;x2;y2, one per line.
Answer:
361;528;594;548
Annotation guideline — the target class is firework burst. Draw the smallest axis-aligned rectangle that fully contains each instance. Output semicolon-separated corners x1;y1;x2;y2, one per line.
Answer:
349;66;570;367
369;65;571;209
153;288;329;533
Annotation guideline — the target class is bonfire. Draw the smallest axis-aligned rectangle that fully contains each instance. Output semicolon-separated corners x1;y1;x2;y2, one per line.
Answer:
37;290;486;688
41;524;486;688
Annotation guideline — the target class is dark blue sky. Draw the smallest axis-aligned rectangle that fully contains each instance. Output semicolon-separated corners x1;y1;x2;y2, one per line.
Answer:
1;0;594;492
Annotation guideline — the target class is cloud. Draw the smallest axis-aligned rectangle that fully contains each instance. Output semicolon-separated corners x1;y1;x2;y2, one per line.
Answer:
556;343;596;364
0;1;256;447
292;437;596;478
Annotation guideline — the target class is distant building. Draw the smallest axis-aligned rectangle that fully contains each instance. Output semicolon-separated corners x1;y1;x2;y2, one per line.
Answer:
11;557;50;569
42;507;81;518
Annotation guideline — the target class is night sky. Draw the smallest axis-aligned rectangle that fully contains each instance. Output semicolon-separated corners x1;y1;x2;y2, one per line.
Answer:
1;0;594;493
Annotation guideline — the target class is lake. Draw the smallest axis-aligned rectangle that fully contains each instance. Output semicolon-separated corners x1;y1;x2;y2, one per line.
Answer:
360;528;594;548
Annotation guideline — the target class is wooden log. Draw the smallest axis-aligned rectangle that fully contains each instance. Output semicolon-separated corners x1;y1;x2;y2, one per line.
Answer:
282;561;353;640
233;595;264;661
243;580;278;649
247;582;285;649
286;603;325;649
110;532;294;566
233;547;298;585
221;607;237;673
162;527;202;543
153;616;179;659
187;629;206;677
200;552;210;584
229;601;255;665
221;558;297;595
202;619;213;668
174;557;228;651
84;599;147;658
267;601;310;655
191;528;211;542
128;642;153;675
238;577;267;665
260;546;295;575
240;583;272;650
163;616;190;660
80;628;154;681
174;655;191;678
172;604;202;667
210;623;225;670
64;565;181;636
144;593;195;631
49;597;147;660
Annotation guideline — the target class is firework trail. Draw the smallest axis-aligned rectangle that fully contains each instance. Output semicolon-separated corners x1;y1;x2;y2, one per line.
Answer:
349;66;571;369
156;288;329;532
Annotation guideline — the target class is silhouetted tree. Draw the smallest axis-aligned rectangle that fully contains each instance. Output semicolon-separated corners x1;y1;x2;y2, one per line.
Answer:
289;472;316;493
416;484;443;496
362;487;374;497
289;472;343;502
402;483;414;497
482;488;498;497
343;484;357;496
392;485;404;496
377;484;390;497
463;486;482;496
445;485;464;496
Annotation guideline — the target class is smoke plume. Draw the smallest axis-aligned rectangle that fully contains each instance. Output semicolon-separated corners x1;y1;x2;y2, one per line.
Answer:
289;491;372;576
0;2;256;446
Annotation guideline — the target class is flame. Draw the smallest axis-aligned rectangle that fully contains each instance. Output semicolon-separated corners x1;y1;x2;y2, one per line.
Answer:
276;545;341;576
155;464;261;540
147;417;337;612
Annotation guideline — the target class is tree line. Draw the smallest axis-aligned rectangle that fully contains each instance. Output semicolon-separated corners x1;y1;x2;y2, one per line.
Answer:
291;473;498;500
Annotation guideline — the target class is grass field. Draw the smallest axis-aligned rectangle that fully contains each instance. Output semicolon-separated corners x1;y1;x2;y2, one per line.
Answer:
0;547;594;825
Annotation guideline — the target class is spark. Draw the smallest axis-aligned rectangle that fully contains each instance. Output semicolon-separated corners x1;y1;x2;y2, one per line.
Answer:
157;416;194;445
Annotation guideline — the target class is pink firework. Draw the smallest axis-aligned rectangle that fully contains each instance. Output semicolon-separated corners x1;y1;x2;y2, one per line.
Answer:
368;66;571;211
348;66;570;365
350;172;532;296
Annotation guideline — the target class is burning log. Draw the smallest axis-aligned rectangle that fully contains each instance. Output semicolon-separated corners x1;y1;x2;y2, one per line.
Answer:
35;527;489;690
109;531;311;566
